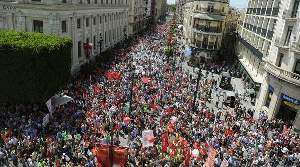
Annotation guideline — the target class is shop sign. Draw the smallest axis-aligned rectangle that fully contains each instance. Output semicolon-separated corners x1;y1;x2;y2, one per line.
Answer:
282;94;300;106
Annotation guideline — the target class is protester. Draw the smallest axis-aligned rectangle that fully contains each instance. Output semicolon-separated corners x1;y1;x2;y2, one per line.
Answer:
0;21;299;167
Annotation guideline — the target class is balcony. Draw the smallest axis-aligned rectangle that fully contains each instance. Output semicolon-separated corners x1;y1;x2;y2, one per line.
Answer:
291;41;300;52
274;37;290;50
282;10;299;22
264;60;300;86
193;28;222;36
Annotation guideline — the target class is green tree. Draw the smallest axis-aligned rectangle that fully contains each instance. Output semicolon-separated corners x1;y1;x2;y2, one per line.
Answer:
0;30;72;103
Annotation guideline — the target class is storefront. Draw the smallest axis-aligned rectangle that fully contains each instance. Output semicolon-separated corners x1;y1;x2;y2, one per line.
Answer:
276;94;300;122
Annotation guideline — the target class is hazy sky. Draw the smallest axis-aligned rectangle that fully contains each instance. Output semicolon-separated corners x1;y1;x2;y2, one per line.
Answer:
167;0;248;9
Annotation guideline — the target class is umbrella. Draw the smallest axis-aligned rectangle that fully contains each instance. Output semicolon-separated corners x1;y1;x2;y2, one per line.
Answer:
184;47;192;57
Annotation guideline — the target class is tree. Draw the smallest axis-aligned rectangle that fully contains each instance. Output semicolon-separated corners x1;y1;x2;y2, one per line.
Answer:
0;30;72;103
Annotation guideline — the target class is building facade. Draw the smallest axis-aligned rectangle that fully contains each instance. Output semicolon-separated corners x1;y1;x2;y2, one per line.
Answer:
175;0;190;24
154;0;167;22
238;0;300;130
183;0;229;60
0;0;129;72
128;0;146;35
237;0;280;93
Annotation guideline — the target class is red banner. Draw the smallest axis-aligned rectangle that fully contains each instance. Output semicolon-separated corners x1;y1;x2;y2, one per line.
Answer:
105;71;122;81
92;144;128;167
161;133;169;153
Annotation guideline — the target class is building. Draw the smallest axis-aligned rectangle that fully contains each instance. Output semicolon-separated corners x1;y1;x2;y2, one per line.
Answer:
0;0;129;72
175;0;190;24
238;0;300;130
129;0;147;35
154;0;167;22
182;0;230;60
237;0;279;95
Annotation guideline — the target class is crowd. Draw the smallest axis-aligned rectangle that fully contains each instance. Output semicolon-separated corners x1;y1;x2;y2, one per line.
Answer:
0;22;300;167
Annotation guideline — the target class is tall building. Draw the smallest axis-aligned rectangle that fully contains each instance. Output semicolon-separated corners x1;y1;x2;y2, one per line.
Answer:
129;0;147;35
175;0;190;24
0;0;129;72
238;0;300;129
237;0;280;94
183;0;230;60
154;0;167;22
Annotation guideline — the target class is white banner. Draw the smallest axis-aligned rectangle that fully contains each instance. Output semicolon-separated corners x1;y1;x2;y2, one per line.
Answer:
142;130;154;148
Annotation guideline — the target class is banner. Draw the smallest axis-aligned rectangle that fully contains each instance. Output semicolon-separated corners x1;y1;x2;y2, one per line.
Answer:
42;114;50;127
204;147;217;167
142;130;154;147
92;145;128;167
105;71;122;81
161;133;169;153
46;98;53;114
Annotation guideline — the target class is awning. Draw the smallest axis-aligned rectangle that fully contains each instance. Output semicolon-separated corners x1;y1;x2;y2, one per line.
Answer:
193;13;225;21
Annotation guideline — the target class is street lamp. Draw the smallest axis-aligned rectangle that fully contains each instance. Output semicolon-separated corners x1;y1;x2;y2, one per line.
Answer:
129;62;137;117
192;57;202;112
97;34;103;54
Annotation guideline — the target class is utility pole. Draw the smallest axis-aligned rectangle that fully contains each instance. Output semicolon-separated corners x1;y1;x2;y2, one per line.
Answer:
192;61;202;112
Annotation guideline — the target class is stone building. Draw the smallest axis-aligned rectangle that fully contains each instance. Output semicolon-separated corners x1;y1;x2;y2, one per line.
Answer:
129;0;147;35
154;0;167;22
182;0;229;60
238;0;300;130
0;0;129;72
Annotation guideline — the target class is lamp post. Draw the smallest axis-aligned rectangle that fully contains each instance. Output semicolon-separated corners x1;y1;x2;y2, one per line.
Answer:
129;62;137;117
97;34;103;55
192;58;202;112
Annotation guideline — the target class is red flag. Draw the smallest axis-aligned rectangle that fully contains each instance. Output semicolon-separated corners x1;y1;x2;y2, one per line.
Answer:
204;147;217;167
105;71;121;81
82;89;89;98
93;84;102;95
225;128;234;137
141;77;151;84
92;145;128;167
161;133;169;153
183;147;191;167
165;107;174;115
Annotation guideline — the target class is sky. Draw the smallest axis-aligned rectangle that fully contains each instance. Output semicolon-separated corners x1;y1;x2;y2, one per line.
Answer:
167;0;248;9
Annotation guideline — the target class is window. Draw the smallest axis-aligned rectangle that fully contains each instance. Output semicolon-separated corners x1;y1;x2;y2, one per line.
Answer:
93;35;96;50
77;18;81;28
61;20;67;33
78;41;82;58
207;4;214;12
62;0;66;3
294;59;300;75
94;0;97;4
86;18;89;27
277;53;284;67
284;26;293;45
292;0;299;17
265;86;273;108
33;20;43;33
87;0;90;4
32;0;41;2
99;16;102;24
93;17;96;25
